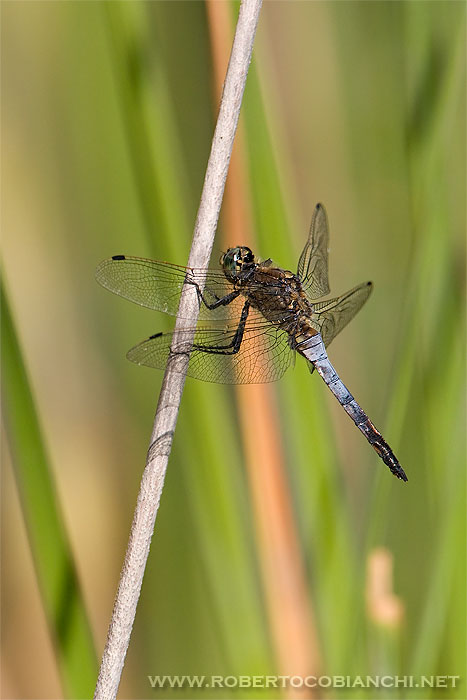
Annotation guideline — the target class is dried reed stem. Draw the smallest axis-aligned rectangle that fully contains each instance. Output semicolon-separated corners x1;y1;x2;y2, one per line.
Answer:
207;4;322;690
94;1;263;697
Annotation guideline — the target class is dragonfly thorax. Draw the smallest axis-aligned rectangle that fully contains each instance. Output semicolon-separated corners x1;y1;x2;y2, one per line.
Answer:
221;246;255;283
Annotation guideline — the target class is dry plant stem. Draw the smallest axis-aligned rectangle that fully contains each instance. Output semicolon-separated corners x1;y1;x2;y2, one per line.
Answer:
94;1;263;698
206;4;321;691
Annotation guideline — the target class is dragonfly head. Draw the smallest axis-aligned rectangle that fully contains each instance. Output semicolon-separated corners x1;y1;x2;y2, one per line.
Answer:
221;246;255;282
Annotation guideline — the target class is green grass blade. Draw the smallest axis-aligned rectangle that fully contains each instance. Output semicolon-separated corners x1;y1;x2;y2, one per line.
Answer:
1;281;97;697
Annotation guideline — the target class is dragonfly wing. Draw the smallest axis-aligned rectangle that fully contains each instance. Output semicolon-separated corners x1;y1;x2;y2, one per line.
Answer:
297;203;330;298
96;255;241;320
312;281;373;348
126;319;294;384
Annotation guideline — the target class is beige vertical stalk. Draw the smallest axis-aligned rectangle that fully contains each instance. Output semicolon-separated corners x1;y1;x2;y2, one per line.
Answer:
94;1;263;697
206;2;322;696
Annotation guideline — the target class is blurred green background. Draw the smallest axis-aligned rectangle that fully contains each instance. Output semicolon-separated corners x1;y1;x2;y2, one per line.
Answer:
2;1;465;698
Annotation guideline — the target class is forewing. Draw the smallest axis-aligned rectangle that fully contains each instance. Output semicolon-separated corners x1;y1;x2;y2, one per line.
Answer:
312;281;373;348
297;203;330;298
95;255;242;321
126;319;294;384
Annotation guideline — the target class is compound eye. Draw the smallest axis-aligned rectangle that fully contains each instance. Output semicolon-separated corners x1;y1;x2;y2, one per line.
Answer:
222;248;241;273
221;246;255;279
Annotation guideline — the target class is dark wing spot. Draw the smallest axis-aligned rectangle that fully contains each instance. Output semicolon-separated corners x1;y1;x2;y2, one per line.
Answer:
149;332;163;339
112;254;126;260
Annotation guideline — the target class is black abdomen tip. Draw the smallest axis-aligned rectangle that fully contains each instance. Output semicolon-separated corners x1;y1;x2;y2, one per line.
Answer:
394;465;408;482
373;440;408;482
386;456;408;482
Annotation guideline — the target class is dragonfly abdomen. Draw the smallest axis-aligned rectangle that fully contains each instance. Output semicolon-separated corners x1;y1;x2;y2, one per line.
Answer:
299;334;407;482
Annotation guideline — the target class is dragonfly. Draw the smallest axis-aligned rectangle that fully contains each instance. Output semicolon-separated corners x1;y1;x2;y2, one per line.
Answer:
96;203;407;482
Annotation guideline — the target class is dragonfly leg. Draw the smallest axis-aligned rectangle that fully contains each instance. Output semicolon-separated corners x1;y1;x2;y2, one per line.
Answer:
194;301;250;355
185;276;241;311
